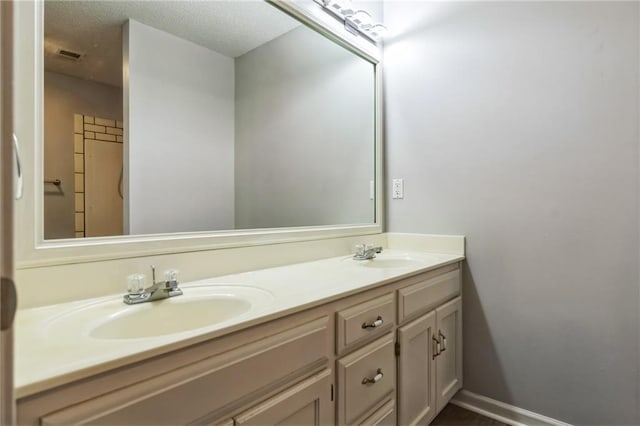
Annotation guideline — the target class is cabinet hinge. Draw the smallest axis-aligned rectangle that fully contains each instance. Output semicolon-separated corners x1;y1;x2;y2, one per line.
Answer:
395;341;400;356
330;384;334;401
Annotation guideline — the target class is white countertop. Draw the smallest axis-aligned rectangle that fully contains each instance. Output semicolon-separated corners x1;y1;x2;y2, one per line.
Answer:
15;249;463;398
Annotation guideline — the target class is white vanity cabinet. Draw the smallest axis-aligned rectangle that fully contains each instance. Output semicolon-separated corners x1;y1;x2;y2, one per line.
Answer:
16;263;463;426
396;272;463;425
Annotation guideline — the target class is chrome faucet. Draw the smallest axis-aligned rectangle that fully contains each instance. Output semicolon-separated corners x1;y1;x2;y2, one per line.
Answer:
353;244;383;261
123;265;183;305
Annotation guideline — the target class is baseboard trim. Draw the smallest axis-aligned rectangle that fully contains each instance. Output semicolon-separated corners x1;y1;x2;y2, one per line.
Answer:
450;390;572;426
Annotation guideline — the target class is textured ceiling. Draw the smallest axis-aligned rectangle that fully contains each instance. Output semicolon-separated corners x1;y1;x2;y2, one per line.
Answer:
44;1;301;87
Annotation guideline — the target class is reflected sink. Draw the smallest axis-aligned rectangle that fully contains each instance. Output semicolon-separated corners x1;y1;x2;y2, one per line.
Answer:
44;286;274;340
342;254;425;269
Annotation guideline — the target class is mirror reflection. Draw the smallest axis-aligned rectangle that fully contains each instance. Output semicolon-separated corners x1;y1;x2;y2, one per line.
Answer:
43;0;376;240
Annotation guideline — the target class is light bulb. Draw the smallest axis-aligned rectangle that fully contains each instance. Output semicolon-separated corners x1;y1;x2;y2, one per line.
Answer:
324;0;354;16
340;0;355;17
351;10;372;29
369;24;388;39
324;0;342;12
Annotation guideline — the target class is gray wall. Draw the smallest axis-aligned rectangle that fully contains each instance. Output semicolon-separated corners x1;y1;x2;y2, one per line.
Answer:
234;26;375;229
383;1;639;424
125;19;235;235
43;71;122;239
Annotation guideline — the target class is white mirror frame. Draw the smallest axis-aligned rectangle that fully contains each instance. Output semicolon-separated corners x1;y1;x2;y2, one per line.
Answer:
14;0;383;269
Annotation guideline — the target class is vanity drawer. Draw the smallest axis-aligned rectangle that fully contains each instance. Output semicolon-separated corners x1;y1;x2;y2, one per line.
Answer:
336;293;394;354
337;333;395;425
41;317;329;425
397;269;460;323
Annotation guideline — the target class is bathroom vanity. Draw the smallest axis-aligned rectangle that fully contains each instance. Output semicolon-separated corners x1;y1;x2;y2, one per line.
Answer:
9;1;462;424
14;250;463;425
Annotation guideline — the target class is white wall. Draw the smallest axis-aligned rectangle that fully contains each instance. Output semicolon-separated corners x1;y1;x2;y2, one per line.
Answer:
383;2;639;424
125;19;235;235
234;26;375;229
43;71;122;239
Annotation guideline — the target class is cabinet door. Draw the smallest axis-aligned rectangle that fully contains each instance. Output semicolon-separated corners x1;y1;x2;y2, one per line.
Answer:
234;369;333;426
360;399;395;426
397;311;436;426
435;297;462;412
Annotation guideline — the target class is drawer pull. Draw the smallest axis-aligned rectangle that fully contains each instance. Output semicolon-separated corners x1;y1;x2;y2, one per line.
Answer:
439;330;447;352
362;368;384;385
432;335;441;359
362;316;384;329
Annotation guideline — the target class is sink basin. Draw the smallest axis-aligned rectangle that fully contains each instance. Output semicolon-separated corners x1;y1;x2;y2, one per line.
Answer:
43;286;274;340
91;296;251;339
342;254;425;269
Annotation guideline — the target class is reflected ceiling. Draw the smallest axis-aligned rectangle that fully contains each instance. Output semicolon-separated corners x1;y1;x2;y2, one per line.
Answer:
44;1;301;87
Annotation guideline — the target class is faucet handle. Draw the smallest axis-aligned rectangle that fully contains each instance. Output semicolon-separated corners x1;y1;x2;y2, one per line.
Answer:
166;270;183;296
354;244;365;255
165;269;179;282
164;269;180;291
127;273;146;294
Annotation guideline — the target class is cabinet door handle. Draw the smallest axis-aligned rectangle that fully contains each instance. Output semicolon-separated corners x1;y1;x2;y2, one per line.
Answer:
362;368;383;385
362;316;383;329
439;330;447;352
432;335;441;359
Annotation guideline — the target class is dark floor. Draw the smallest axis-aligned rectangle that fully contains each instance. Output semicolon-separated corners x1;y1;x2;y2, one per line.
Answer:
431;404;509;426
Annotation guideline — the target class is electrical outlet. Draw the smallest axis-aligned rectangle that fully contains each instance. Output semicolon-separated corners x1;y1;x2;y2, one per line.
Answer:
392;178;404;199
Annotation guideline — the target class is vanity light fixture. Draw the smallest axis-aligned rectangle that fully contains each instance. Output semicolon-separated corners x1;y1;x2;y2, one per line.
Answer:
316;0;387;43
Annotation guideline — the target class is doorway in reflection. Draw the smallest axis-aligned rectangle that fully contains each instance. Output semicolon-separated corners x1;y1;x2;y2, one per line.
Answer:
44;72;123;239
72;114;124;238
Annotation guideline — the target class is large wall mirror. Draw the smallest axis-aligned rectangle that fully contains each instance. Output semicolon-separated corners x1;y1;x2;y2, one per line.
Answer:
42;0;377;241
